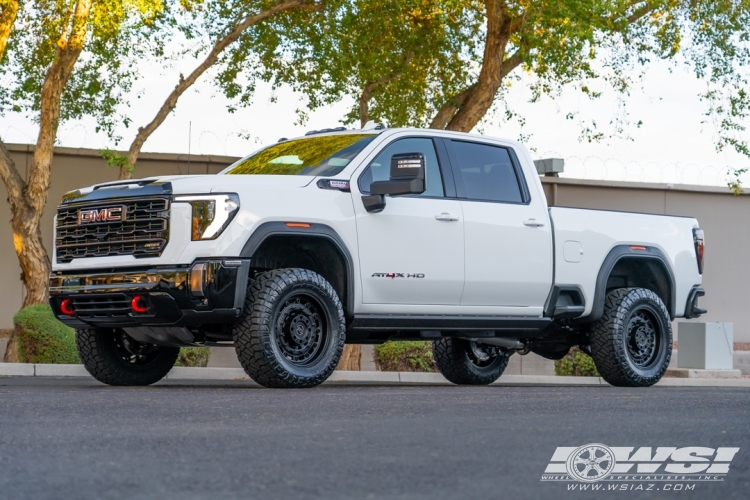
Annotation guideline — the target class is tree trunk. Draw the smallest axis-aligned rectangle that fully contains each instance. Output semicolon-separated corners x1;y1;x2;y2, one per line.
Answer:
0;0;92;312
429;86;475;130
429;1;525;132
0;0;19;61
337;345;361;371
119;0;317;179
444;0;510;132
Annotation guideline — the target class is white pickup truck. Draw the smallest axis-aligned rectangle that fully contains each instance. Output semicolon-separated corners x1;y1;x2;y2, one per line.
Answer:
49;127;706;388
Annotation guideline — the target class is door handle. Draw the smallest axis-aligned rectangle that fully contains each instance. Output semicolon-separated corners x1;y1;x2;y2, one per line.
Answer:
523;218;545;228
435;213;459;222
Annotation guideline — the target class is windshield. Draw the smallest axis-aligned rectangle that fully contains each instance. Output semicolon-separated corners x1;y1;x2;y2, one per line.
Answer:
223;134;376;176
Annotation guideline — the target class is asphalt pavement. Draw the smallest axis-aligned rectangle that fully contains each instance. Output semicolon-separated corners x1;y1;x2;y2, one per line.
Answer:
0;377;748;500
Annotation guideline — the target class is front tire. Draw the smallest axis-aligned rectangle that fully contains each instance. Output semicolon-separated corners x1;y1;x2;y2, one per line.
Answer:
233;269;345;388
76;328;179;386
432;337;510;385
590;288;672;387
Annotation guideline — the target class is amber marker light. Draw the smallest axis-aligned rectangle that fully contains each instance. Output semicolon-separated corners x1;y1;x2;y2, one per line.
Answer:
285;222;311;228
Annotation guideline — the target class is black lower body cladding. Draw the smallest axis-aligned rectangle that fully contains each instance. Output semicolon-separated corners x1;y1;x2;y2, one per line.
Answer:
48;260;251;346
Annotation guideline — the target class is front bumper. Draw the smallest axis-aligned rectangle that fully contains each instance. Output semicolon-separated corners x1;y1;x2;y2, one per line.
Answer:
49;260;251;332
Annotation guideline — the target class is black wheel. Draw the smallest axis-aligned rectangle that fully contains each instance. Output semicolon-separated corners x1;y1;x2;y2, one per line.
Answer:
432;337;510;385
233;268;345;388
590;288;672;387
76;328;179;386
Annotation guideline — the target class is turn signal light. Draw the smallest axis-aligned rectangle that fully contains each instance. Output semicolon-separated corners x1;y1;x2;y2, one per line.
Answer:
60;298;74;316
131;295;148;314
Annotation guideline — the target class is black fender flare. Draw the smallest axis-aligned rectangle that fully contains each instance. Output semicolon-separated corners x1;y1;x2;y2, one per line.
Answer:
581;245;676;323
239;221;355;321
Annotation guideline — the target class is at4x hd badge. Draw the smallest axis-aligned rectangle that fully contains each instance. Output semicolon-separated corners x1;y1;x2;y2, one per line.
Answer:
372;273;425;279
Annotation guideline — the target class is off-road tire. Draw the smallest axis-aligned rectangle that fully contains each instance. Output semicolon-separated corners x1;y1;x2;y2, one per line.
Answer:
76;328;180;386
432;337;510;385
233;268;345;388
590;288;672;387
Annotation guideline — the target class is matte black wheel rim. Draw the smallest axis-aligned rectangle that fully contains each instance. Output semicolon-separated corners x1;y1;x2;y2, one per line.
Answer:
467;341;500;368
275;293;328;367
625;308;660;368
113;330;160;365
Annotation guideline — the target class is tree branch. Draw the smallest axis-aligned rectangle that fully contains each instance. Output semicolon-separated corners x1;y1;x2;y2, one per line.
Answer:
121;0;321;179
429;85;475;129
0;139;25;210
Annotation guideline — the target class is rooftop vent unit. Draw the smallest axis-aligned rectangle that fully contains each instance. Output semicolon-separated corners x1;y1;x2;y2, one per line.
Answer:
361;120;385;131
533;158;564;177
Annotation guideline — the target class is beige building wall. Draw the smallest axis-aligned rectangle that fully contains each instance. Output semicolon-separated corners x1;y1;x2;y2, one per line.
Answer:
1;145;747;340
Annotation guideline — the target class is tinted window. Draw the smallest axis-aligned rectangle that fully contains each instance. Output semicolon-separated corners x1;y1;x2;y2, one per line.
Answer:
359;138;444;198
450;141;523;203
223;134;375;176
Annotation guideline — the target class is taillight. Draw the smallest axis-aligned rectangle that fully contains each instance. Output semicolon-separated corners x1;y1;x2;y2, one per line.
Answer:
693;228;704;274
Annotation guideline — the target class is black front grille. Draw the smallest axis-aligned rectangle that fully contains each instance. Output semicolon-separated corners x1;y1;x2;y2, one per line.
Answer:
56;197;170;263
69;294;132;318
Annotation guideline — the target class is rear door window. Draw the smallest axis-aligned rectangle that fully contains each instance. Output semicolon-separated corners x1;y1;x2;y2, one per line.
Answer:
448;140;524;203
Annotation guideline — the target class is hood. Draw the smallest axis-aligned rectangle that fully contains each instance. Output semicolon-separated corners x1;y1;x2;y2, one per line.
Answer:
61;174;315;204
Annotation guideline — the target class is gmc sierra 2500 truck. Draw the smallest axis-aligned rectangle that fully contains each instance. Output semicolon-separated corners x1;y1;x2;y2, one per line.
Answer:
49;126;707;388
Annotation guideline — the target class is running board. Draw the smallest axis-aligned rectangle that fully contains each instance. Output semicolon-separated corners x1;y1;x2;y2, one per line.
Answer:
349;315;551;332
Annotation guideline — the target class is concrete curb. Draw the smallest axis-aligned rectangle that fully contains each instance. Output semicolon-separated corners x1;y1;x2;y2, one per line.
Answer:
1;363;749;387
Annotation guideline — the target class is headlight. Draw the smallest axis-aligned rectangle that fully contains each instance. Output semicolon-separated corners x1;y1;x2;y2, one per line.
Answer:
174;194;240;240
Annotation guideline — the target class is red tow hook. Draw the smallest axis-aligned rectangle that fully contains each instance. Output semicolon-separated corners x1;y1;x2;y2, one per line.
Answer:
60;298;75;316
131;295;149;314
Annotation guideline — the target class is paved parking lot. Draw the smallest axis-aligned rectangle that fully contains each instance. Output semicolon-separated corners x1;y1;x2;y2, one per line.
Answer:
0;377;748;499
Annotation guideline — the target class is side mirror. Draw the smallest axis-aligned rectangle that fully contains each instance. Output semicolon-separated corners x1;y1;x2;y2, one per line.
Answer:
362;153;426;213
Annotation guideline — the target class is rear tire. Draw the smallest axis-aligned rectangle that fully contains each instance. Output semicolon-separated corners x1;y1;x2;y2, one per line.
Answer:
432;337;510;385
76;328;179;386
590;288;672;387
233;268;345;388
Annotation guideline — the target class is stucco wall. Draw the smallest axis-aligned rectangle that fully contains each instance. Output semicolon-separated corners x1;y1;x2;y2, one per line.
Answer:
1;144;746;340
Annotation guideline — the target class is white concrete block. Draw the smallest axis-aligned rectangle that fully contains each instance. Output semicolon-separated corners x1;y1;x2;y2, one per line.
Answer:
678;322;734;369
0;362;35;376
34;364;89;377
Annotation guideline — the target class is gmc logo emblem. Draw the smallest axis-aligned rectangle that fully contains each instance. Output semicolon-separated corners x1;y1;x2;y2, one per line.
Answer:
77;206;125;225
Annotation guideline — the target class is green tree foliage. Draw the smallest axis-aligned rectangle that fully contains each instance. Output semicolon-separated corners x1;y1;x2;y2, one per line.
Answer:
116;0;322;179
0;0;167;138
218;0;481;128
231;1;750;176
